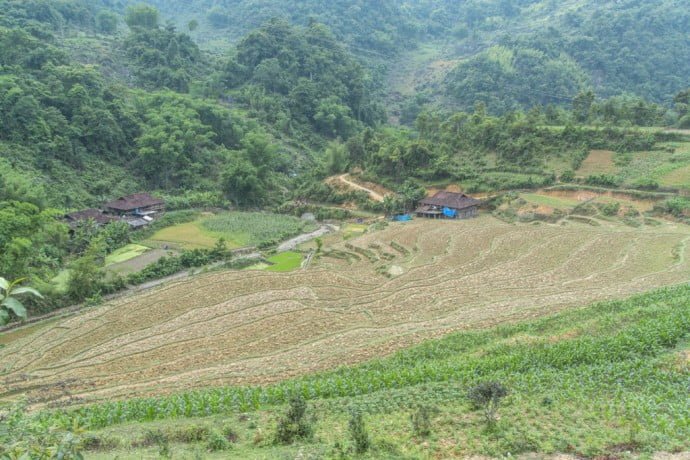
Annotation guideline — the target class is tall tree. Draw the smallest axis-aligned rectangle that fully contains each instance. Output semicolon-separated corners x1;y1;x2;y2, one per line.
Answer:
125;4;159;30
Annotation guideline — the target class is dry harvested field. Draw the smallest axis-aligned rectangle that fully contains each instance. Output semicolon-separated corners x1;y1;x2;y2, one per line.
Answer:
2;216;690;407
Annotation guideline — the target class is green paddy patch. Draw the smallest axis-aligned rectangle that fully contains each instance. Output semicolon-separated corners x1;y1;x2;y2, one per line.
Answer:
147;212;317;250
265;251;303;272
105;244;150;266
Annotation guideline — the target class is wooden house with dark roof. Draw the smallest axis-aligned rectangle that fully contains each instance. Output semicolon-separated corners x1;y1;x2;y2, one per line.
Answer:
104;193;165;217
415;191;481;219
64;208;118;228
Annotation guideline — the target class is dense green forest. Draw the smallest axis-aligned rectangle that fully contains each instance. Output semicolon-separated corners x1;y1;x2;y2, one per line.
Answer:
444;0;690;112
129;0;690;112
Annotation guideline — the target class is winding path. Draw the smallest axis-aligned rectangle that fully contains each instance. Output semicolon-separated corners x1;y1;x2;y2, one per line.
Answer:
277;225;338;252
337;174;386;202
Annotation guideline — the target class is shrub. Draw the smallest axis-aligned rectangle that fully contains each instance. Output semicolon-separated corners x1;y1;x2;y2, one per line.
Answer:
171;424;209;443
598;202;621;216
410;406;435;438
632;178;659;190
657;197;690;217
348;409;370;454
222;423;238;443
678;114;690;129
468;381;508;425
206;430;230;451
585;174;621;187
559;170;575;182
275;394;315;445
143;430;171;458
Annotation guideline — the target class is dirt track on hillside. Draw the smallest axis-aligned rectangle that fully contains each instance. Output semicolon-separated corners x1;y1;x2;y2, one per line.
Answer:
333;174;387;202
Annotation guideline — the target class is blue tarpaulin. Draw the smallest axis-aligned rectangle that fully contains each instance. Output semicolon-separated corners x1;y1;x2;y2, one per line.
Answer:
442;207;457;218
393;214;413;222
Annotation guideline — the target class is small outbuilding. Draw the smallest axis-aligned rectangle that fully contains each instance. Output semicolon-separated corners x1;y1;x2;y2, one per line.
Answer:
415;191;481;219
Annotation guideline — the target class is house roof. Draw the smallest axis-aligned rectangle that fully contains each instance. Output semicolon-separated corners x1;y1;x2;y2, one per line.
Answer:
419;191;481;210
65;208;118;225
104;193;164;211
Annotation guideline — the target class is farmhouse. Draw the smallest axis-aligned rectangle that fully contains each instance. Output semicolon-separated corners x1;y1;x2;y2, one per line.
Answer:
64;208;118;228
104;193;165;217
416;191;481;219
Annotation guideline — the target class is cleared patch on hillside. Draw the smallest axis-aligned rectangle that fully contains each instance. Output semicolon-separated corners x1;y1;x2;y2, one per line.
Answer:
325;174;391;202
577;150;618;176
2;217;689;406
661;164;690;189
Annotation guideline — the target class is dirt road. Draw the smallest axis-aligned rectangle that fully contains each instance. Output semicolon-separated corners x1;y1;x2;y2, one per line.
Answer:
277;224;338;252
337;174;386;202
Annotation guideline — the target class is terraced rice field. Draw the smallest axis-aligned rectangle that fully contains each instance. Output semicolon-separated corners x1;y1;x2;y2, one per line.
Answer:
2;216;690;407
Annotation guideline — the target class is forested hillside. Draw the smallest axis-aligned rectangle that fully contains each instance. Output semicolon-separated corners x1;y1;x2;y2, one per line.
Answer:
0;0;383;208
133;0;690;113
443;0;690;112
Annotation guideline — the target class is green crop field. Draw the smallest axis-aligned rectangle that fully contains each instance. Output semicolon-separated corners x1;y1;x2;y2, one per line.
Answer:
576;150;618;176
105;244;150;266
201;212;318;248
147;212;318;250
147;221;221;250
662;164;690;188
265;252;303;272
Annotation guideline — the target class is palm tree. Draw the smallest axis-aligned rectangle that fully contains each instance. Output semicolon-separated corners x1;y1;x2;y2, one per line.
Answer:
0;277;42;326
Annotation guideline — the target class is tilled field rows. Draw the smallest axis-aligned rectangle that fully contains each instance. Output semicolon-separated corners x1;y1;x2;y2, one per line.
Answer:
2;217;689;406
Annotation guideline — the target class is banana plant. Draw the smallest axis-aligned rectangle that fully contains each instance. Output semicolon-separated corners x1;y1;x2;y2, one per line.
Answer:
0;277;42;326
